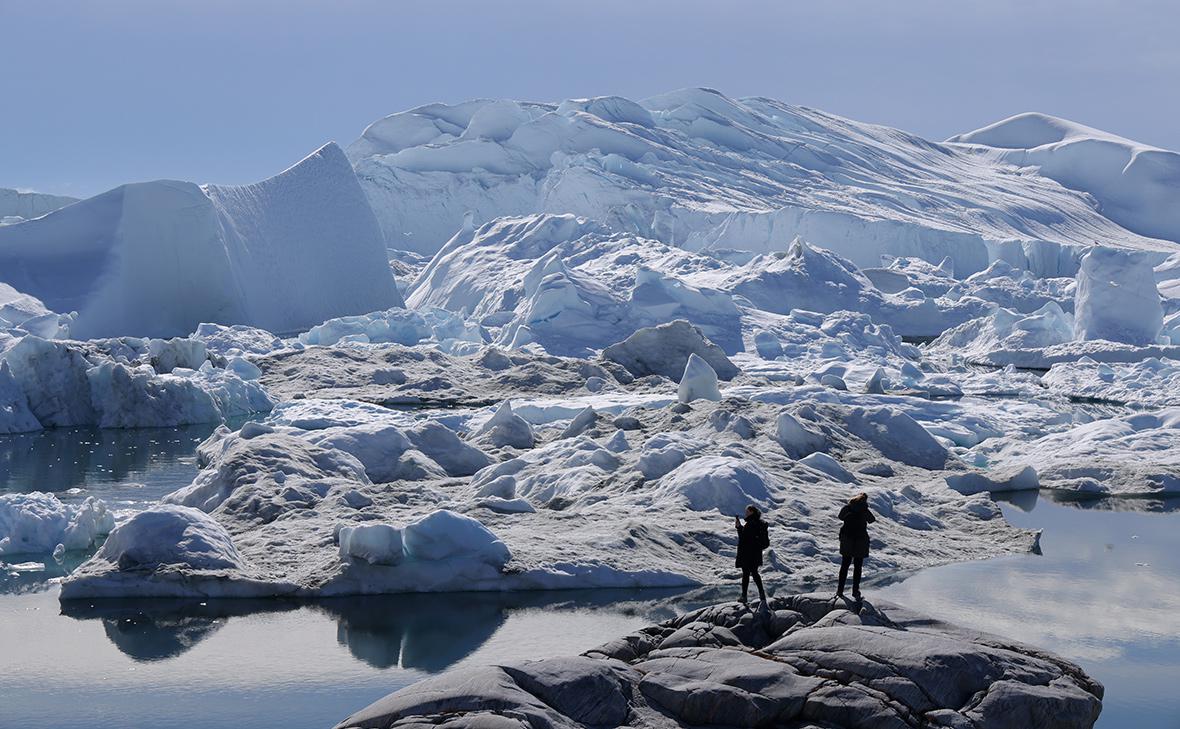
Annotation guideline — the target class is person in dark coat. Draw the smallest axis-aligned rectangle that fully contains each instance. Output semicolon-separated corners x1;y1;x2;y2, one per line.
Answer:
734;505;769;604
837;492;875;599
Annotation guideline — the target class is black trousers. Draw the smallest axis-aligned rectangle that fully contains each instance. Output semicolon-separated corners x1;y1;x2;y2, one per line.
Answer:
838;555;864;594
741;565;765;602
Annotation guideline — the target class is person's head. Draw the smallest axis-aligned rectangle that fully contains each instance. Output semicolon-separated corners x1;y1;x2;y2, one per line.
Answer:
745;504;761;520
849;492;868;506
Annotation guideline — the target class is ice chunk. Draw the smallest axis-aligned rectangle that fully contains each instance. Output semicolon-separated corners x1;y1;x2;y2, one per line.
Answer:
559;406;598;439
677;353;721;403
0;492;114;556
945;466;1039;495
655;456;777;516
603;320;739;382
166;432;370;516
339;523;404;566
752;330;784;360
819;373;848;391
148;337;207;373
299;308;431;347
87;362;221;428
474;400;535;449
774;411;826;458
192;322;284;356
1;336;96;426
1074;247;1163;345
799;453;856;483
842;407;948;469
0;335;271;428
85;505;246;571
401;510;511;567
307;424;436;483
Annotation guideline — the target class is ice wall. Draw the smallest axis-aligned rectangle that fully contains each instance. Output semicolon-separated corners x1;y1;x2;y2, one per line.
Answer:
1074;246;1164;345
0;187;77;224
349;89;1178;274
0;144;402;339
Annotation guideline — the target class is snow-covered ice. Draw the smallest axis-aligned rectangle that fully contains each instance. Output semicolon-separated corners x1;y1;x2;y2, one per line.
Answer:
949;112;1180;245
350;90;1176;274
0;87;1170;612
0;492;114;556
0;335;273;428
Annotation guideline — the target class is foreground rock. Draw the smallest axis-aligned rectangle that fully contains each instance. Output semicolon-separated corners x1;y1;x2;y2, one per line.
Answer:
336;594;1103;729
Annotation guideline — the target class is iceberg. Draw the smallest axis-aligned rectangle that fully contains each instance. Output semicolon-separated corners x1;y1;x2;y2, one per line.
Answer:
0;492;114;556
351;89;1174;277
0;143;402;339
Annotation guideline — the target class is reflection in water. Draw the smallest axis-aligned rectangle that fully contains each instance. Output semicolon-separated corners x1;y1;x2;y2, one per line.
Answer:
995;489;1180;515
61;598;300;661
61;587;692;671
0;419;243;497
0;552;89;596
879;490;1180;728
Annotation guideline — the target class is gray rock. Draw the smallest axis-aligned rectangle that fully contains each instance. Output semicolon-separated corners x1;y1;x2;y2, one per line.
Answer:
336;594;1103;729
636;646;822;726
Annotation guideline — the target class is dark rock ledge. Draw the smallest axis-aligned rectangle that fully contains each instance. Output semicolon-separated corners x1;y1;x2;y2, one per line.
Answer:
335;592;1103;729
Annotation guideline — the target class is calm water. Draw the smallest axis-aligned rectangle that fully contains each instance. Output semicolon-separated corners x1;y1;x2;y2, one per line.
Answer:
879;492;1180;729
2;428;1178;728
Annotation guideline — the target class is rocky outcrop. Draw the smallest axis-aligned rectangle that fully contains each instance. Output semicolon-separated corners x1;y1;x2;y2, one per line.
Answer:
335;594;1102;729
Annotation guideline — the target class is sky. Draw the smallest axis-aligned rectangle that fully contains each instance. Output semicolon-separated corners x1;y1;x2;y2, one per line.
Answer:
2;0;1178;198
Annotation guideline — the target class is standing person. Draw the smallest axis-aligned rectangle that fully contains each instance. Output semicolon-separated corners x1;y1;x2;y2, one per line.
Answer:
734;505;769;605
837;492;875;600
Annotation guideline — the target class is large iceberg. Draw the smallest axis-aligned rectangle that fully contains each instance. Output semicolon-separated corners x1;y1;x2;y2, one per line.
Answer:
950;112;1180;245
0;143;403;339
350;89;1175;275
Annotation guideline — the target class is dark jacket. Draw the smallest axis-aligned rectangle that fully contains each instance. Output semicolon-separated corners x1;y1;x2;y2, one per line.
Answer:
838;500;876;558
735;515;768;569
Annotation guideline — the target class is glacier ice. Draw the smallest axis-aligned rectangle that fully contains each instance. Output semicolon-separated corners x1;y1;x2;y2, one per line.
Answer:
350;90;1175;278
0;143;402;339
0;334;272;428
1073;246;1163;345
950;112;1180;245
0;187;76;223
677;353;721;403
4;87;1177;614
0;492;114;556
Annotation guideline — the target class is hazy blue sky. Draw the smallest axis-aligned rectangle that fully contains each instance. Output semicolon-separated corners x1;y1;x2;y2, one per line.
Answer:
3;0;1177;197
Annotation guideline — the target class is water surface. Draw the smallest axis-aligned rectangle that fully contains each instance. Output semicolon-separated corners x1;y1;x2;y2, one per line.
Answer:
878;492;1180;729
